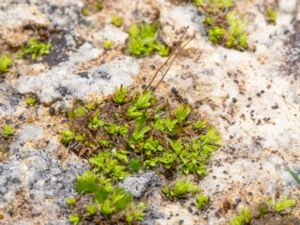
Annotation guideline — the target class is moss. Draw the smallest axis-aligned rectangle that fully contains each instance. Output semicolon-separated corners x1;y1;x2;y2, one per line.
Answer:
162;179;199;200
102;40;113;50
81;7;88;16
270;196;295;212
2;124;14;139
96;1;103;10
195;194;209;209
111;16;123;27
228;196;298;225
69;214;80;225
61;86;221;224
126;23;170;57
20;38;51;61
25;95;37;107
0;55;12;73
194;0;249;50
264;7;277;24
229;208;251;225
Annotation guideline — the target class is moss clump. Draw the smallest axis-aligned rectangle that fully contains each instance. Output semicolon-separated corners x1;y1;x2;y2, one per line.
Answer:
264;7;277;24
20;38;51;61
96;1;103;11
102;40;113;50
195;194;209;209
2;124;14;139
162;179;199;200
81;7;88;16
195;0;248;50
228;196;298;225
271;196;295;212
126;23;170;57
0;55;12;73
25;95;37;107
229;208;251;225
111;16;123;27
61;86;220;224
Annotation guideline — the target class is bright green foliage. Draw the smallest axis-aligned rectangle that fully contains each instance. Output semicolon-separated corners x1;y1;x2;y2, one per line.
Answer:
68;106;86;118
60;130;75;144
200;128;222;153
98;188;132;216
229;208;251;225
75;170;99;194
128;158;142;172
194;120;207;130
126;23;170;57
69;214;80;225
102;40;112;50
62;86;221;224
60;130;85;144
66;197;76;206
208;26;225;44
133;91;154;109
213;0;232;8
2;124;14;138
85;204;97;216
127;126;151;149
195;194;209;209
90;150;130;180
271;197;295;212
113;85;127;104
151;117;177;134
25;96;36;107
264;8;277;24
111;16;122;27
225;11;248;49
85;102;96;111
125;202;147;224
197;0;233;9
193;0;203;6
0;55;12;72
174;105;190;123
88;110;104;130
127;91;156;118
159;152;176;169
74;170;140;221
98;139;110;147
196;0;248;50
104;123;128;136
142;137;163;156
20;38;51;60
162;179;199;200
85;205;97;217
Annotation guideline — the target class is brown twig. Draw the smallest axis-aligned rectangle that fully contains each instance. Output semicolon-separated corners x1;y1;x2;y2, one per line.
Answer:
145;26;189;91
153;36;194;92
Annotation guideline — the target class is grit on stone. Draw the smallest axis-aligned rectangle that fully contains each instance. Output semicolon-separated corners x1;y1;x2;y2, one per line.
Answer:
0;0;300;225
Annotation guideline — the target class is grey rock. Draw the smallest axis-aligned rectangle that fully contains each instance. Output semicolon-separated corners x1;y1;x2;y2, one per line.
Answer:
92;24;128;45
0;125;87;224
16;43;139;104
120;171;160;198
0;0;83;29
0;83;22;116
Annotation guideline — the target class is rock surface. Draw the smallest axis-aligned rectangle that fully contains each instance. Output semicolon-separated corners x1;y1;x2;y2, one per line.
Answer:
0;0;300;225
